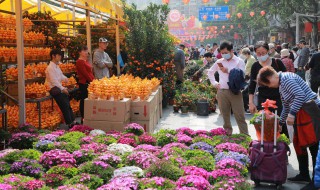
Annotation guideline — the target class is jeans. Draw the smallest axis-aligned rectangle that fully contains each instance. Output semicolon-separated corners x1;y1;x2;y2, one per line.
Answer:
51;91;74;125
79;83;89;118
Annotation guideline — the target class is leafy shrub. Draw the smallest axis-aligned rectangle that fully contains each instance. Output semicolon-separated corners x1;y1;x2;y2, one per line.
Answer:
92;135;117;145
57;132;86;144
1;149;42;164
124;123;145;136
8;132;37;149
65;173;104;190
0;161;11;175
182;149;213;161
72;150;97;165
192;137;215;146
53;142;81;153
146;160;183;181
47;164;79;178
186;156;215;172
78;161;114;182
0;174;35;187
139;177;176;189
10;159;44;178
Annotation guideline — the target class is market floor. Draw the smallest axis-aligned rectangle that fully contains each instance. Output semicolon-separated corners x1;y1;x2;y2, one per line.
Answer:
155;105;313;190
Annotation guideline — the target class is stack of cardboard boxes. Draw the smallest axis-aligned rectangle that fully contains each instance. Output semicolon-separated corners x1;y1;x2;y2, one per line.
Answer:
83;98;131;131
83;86;163;133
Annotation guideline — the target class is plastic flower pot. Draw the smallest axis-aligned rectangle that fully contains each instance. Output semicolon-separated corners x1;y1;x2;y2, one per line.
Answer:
173;105;180;113
197;99;209;116
181;106;188;114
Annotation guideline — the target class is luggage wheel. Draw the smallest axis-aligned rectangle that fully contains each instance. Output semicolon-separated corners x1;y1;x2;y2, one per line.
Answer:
276;184;283;189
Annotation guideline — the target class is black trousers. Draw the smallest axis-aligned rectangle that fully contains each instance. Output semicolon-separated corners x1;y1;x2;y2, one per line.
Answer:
52;92;74;125
79;83;89;118
257;96;289;138
310;79;320;95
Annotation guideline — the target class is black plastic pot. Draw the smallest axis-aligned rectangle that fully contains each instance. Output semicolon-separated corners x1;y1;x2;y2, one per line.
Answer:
197;99;209;116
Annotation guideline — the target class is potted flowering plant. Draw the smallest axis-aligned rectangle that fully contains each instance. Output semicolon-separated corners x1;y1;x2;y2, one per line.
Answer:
181;94;191;114
126;151;159;169
10;159;44;178
124;123;145;136
8;132;37;149
78;161;114;183
139;177;176;189
65;173;103;190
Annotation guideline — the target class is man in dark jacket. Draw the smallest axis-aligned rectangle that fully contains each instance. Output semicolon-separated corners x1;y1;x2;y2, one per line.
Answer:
174;44;186;85
309;49;320;95
297;40;310;80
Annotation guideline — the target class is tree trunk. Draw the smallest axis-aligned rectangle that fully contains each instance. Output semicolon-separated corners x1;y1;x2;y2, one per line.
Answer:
311;19;319;48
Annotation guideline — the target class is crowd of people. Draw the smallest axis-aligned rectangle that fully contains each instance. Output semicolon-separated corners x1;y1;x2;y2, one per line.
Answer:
174;40;320;190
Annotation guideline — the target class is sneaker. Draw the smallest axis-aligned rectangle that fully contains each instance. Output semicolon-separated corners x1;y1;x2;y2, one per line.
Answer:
300;182;317;190
288;173;311;183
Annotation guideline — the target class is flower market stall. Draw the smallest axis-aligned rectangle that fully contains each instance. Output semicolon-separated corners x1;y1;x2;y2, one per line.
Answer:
0;123;255;190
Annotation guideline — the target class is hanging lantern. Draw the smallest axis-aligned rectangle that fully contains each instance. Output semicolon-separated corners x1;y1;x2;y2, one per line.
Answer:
250;11;255;17
260;10;266;16
224;0;229;3
214;15;219;19
222;25;226;29
237;13;242;18
238;24;242;28
230;25;234;29
206;27;209;30
202;31;205;35
215;26;218;29
227;30;230;33
203;15;208;20
202;0;209;3
162;0;169;4
226;13;231;19
183;0;190;4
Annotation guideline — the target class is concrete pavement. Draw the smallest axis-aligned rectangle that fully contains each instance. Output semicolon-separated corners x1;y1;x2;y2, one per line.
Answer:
155;105;314;190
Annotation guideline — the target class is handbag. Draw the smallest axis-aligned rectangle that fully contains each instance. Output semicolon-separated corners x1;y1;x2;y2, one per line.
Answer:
49;86;61;96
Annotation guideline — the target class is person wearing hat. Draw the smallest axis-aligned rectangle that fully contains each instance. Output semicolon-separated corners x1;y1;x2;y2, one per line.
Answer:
281;49;295;72
268;43;280;58
46;49;76;128
93;38;113;79
297;39;310;81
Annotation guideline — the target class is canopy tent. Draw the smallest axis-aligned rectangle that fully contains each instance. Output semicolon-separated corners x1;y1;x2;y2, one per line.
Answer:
1;0;125;125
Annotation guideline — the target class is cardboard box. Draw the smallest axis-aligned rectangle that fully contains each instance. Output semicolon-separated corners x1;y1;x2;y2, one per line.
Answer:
131;117;155;133
151;89;159;107
131;96;157;121
84;118;130;132
159;85;163;101
153;107;159;127
84;98;131;122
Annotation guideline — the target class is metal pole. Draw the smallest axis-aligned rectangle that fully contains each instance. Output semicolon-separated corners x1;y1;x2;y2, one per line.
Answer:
296;13;300;44
15;0;26;125
86;3;92;63
116;15;120;76
72;0;76;36
37;0;41;12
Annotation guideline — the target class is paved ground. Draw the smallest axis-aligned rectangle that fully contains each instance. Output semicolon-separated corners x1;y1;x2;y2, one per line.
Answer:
155;105;314;190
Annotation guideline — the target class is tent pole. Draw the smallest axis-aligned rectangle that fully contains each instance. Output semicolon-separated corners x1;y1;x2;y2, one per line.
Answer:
85;3;92;63
72;0;76;36
116;15;120;76
37;0;41;12
15;0;26;125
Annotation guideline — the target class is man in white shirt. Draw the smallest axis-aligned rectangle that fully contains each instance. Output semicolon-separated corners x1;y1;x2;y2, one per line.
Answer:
46;49;75;128
212;42;219;57
93;38;113;79
199;44;206;57
207;41;249;135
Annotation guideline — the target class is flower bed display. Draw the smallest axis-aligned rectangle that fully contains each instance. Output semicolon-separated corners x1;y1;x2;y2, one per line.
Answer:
0;124;253;190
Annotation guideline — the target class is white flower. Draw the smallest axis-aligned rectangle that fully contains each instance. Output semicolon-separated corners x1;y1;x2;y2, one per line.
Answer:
107;143;134;155
113;166;144;178
89;129;106;136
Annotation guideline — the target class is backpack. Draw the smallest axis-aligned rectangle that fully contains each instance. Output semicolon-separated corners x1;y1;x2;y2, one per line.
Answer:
228;68;247;95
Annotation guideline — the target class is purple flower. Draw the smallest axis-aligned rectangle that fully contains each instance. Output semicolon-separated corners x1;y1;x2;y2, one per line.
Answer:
51;130;66;136
176;175;211;190
124;123;145;136
177;134;193;145
138;134;157;145
215;152;250;166
182;166;209;179
127;151;159;169
0;184;14;190
22;180;45;190
93;161;110;169
69;125;93;135
8;132;36;144
134;145;161;155
80;143;108;153
97;153;121;167
209;128;227;136
40;149;76;168
38;134;59;141
189;142;214;155
81;136;94;144
177;127;196;137
215;142;248;154
118;137;137;147
97;175;138;190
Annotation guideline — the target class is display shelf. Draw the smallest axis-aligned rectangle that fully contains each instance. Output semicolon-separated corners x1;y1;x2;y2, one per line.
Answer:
0;43;51;48
6;77;46;84
0;59;51;65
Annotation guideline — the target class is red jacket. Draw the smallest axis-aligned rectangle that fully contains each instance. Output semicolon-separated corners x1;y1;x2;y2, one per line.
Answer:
76;59;94;84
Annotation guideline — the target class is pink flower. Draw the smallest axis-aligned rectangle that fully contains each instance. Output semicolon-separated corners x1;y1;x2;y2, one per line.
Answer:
177;127;196;137
215;143;248;154
209;128;227;136
69;125;93;135
176;175;211;190
22;180;45;190
210;168;241;180
127;151;159;169
177;134;193;144
81;143;108;153
118;137;137;147
138;134;157;145
51;130;66;136
182;166;209;179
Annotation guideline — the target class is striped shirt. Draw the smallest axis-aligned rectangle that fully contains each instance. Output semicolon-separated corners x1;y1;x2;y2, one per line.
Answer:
279;72;320;124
